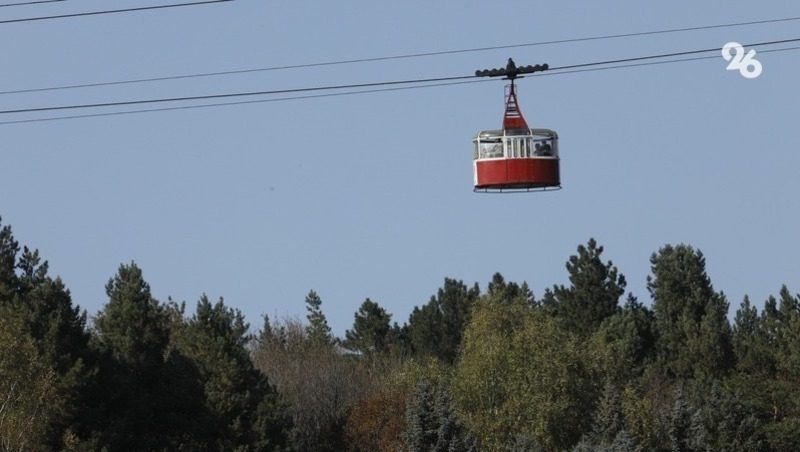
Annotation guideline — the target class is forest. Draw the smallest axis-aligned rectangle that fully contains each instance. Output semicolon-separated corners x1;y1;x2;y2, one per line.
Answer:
1;214;799;451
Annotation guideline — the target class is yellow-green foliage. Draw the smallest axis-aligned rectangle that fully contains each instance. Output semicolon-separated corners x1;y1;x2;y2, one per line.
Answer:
453;297;595;451
0;308;57;452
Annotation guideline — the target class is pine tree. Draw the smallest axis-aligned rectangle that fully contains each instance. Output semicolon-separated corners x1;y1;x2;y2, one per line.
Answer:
648;244;733;380
487;272;532;304
305;289;332;346
258;313;275;345
593;295;656;384
407;278;480;363
345;298;391;354
90;262;203;449
0;217;19;301
408;303;441;355
0;218;92;448
176;295;293;450
732;295;759;371
766;286;800;449
546;239;626;336
94;262;169;368
728;288;800;450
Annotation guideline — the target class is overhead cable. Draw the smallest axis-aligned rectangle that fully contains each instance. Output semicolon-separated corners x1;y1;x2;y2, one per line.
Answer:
0;0;233;24
0;44;797;126
1;15;798;95
1;38;797;116
0;0;65;8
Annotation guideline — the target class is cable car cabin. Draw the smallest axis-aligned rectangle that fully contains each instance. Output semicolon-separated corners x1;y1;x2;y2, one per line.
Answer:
471;62;560;192
473;128;559;192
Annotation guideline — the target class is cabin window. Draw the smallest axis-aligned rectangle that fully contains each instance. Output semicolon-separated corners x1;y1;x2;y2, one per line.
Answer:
478;139;503;159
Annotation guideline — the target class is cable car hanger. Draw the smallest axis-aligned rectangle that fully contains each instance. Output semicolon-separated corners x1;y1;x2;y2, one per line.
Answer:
475;58;549;79
472;58;560;193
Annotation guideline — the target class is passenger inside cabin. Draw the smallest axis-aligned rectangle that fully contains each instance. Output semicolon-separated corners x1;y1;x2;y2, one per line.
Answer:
535;141;553;156
480;139;503;158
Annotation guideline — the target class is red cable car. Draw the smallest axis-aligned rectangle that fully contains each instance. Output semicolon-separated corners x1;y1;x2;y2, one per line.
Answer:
473;59;560;192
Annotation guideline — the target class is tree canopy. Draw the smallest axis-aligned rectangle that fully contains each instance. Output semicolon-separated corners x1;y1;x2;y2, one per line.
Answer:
1;215;798;451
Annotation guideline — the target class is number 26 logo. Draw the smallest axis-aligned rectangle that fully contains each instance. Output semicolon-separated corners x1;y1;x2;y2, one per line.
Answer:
721;42;762;79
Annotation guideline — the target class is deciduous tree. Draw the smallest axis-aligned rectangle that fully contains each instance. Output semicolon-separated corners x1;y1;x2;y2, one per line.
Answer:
453;294;595;451
0;306;57;452
254;318;372;451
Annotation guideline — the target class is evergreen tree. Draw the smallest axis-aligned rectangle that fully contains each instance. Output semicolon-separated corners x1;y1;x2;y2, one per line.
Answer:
0;218;19;301
610;430;639;452
403;380;438;451
0;218;92;448
573;383;640;452
692;382;765;451
345;298;391;354
258;313;275;346
94;263;169;368
764;286;800;449
305;289;332;346
176;295;293;450
386;321;411;356
778;285;799;319
593;383;626;443
402;380;474;452
665;385;710;452
407;278;480;363
546;239;627;336
648;244;733;380
15;249;93;447
775;286;800;375
89;262;204;449
732;295;759;369
730;294;777;387
668;387;693;452
486;272;532;305
728;288;800;450
407;303;440;355
593;295;656;385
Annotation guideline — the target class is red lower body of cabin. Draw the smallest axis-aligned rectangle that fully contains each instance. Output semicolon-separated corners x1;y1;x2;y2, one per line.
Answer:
474;158;560;190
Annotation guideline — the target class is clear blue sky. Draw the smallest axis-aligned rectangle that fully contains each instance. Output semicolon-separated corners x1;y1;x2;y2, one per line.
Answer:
2;0;798;336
